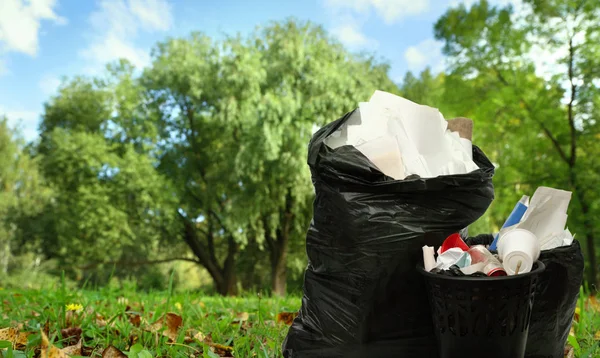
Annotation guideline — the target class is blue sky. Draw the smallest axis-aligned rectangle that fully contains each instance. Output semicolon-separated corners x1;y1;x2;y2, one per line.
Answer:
0;0;494;142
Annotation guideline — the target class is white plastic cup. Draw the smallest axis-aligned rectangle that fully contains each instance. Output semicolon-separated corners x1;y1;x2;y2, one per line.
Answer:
497;229;540;275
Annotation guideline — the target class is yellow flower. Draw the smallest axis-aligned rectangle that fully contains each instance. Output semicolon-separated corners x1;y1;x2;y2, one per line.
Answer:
66;303;83;312
174;302;182;311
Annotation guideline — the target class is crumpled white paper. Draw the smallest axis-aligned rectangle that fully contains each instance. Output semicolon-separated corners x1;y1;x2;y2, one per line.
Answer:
324;90;479;180
498;187;574;251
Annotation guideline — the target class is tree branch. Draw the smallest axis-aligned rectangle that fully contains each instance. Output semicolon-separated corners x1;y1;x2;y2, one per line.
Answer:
178;211;223;284
207;212;217;267
491;67;570;164
567;36;577;167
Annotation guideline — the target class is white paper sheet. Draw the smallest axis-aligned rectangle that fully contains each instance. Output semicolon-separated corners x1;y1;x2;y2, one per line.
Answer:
324;90;480;180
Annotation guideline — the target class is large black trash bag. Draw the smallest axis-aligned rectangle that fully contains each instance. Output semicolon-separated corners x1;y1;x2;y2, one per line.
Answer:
525;240;584;358
282;110;496;358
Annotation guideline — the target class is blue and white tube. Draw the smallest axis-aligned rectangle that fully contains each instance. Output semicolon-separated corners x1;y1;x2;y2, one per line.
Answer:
489;195;529;251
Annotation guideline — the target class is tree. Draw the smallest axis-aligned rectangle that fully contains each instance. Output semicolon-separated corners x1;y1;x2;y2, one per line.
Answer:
36;74;178;283
434;0;600;290
0;118;52;275
400;68;446;108
143;19;399;295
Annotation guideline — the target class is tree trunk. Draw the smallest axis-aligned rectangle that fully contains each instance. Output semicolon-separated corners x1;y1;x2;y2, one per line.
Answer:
214;270;237;295
180;213;239;296
266;190;294;296
271;235;288;296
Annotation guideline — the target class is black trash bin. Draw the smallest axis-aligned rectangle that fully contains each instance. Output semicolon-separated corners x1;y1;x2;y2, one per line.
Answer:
465;235;585;358
420;261;546;358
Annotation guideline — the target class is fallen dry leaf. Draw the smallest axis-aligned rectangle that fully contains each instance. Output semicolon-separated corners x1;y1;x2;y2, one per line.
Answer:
15;331;30;349
40;330;69;358
235;312;249;322
183;329;205;344
101;345;127;358
565;345;575;358
0;327;31;349
129;313;141;327
0;327;17;342
276;312;298;326
60;339;82;356
594;330;600;341
61;327;82;346
147;312;182;342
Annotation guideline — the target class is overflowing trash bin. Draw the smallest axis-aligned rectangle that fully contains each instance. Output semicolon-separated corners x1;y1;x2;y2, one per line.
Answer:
420;261;545;358
281;90;584;358
465;235;585;358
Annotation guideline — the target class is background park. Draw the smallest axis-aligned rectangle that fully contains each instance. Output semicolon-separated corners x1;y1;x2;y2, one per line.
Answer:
0;0;599;356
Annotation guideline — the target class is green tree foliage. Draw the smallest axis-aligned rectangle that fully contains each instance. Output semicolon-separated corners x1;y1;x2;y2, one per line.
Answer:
36;74;178;285
435;0;600;289
0;118;52;276
141;19;398;295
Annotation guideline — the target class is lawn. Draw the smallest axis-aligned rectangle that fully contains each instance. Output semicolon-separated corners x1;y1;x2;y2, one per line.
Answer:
0;285;598;357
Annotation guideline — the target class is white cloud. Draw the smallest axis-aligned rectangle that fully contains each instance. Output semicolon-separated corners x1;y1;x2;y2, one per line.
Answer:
0;0;66;56
331;24;373;49
325;0;430;24
130;0;172;32
0;106;41;142
80;0;173;72
404;38;444;73
39;74;62;97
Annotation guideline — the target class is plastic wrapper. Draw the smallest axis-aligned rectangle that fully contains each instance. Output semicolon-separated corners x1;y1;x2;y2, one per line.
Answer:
282;110;495;357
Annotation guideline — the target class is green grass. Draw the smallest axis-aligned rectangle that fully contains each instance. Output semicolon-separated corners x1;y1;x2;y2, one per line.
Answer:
0;286;598;357
569;289;600;358
0;287;300;357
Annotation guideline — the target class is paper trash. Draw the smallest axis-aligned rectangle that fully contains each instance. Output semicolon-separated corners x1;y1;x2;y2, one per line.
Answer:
422;246;436;272
509;187;571;250
495;186;574;252
324;90;479;180
435;248;472;270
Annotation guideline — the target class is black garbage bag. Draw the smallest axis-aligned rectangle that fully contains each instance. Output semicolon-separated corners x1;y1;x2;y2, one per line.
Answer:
282;110;496;358
525;240;584;358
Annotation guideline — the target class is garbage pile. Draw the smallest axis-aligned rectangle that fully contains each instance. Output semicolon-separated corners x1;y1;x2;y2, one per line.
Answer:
282;89;584;358
424;186;575;277
282;90;496;357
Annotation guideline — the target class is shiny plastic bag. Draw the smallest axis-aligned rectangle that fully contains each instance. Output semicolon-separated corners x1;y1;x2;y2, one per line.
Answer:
525;240;584;358
282;110;495;357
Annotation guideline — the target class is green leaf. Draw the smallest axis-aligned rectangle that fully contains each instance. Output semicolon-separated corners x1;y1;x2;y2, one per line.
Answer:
567;334;581;354
0;340;13;358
